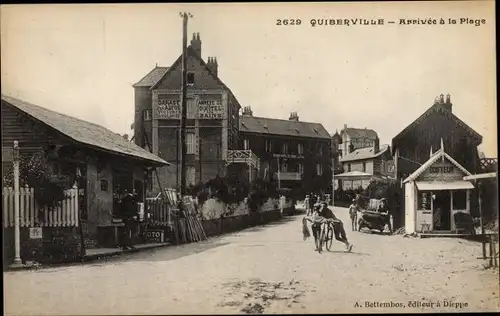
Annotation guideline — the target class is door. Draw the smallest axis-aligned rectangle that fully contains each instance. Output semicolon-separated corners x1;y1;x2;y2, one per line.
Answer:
432;190;451;231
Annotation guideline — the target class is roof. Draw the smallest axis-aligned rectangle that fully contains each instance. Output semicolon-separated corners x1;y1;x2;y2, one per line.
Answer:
239;115;331;139
335;171;373;178
2;95;169;166
403;144;471;183
342;128;378;139
132;67;169;88
415;180;475;191
392;103;482;151
145;45;241;109
340;144;390;162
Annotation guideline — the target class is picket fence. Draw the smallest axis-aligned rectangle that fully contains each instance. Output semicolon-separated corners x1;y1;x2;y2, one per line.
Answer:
2;186;79;228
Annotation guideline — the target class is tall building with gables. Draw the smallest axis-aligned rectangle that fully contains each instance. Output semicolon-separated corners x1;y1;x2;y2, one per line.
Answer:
391;93;483;230
239;107;332;195
133;33;252;191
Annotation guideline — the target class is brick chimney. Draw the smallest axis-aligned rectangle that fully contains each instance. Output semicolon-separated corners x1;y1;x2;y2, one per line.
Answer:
289;111;299;121
242;106;253;116
374;137;380;153
207;57;218;76
190;32;201;56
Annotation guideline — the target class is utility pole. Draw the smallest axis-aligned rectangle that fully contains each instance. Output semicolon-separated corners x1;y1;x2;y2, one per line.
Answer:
179;12;192;197
331;157;335;206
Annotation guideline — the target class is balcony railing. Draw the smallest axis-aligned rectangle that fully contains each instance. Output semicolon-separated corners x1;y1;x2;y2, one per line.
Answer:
227;149;260;170
272;153;305;159
274;172;302;181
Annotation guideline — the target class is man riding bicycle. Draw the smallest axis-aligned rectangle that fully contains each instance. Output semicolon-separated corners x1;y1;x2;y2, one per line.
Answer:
309;202;353;252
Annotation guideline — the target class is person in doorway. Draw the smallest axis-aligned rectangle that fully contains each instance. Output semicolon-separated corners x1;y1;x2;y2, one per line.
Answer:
121;190;138;250
349;199;358;231
317;202;353;252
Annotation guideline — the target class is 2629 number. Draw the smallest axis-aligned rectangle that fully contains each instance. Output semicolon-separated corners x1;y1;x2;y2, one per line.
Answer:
276;19;302;26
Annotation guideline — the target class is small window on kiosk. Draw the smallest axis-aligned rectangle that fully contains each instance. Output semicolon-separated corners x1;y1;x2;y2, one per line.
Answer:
418;191;430;210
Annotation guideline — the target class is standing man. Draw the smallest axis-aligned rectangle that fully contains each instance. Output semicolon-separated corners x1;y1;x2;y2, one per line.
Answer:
304;195;310;214
349;199;358;231
121;190;137;250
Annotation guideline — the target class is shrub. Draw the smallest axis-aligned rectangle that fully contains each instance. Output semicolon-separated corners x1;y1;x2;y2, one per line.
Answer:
3;150;68;209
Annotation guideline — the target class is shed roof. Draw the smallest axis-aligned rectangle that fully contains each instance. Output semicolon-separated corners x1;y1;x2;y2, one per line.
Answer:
340;144;390;162
239;116;331;139
342;128;378;139
2;95;169;166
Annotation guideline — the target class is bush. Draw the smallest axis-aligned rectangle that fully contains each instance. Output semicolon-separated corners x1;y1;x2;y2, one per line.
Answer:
3;150;69;209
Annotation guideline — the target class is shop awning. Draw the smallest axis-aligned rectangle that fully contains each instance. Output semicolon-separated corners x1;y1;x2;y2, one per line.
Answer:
416;180;475;191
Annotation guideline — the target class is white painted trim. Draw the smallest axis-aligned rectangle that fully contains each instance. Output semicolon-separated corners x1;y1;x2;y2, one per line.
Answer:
463;172;497;181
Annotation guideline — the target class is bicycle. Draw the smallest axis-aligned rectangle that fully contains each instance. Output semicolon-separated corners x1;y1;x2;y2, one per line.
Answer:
312;219;336;253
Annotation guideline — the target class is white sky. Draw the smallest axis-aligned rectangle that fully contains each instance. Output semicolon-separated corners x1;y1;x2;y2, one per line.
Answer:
1;2;497;156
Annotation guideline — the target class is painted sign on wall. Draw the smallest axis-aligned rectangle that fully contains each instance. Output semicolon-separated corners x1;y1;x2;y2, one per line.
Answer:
155;94;224;120
419;159;465;181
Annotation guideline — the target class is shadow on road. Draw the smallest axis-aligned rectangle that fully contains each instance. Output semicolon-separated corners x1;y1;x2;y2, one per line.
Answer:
91;240;231;265
326;250;371;256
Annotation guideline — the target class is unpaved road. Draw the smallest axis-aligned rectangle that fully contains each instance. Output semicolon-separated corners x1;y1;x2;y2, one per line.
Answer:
4;207;499;315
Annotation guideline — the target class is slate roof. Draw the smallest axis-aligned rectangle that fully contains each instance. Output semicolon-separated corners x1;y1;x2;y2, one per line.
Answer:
392;103;482;151
240;116;331;139
135;45;241;110
342;128;378;139
2;95;169;166
133;67;169;88
340;144;390;162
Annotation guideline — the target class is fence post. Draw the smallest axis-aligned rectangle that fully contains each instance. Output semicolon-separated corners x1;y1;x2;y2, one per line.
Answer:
11;141;22;267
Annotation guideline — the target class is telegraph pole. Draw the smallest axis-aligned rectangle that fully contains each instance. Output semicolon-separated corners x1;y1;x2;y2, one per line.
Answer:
179;12;192;197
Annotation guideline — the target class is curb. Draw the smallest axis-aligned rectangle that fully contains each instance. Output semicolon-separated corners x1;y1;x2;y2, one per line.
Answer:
4;243;171;272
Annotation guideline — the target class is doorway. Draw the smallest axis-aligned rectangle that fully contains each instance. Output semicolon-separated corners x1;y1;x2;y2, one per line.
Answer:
433;190;451;231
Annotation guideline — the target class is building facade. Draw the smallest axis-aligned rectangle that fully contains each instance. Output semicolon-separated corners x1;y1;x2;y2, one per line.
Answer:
336;137;394;190
133;33;249;192
391;93;483;229
337;124;378;159
239;107;332;196
1;95;168;249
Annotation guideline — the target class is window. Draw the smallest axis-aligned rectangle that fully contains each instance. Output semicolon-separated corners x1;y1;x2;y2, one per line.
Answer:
281;162;288;173
452;190;467;210
418;192;431;210
100;179;109;192
143;109;152;121
244;139;250;150
347;163;351;172
282;142;288;154
265;139;272;152
316;164;323;175
298;163;304;175
186;72;195;85
186;133;196;154
362;162;366;172
297;143;304;155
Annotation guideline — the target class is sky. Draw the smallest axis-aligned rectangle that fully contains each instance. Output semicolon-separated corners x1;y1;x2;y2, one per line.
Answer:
1;2;497;156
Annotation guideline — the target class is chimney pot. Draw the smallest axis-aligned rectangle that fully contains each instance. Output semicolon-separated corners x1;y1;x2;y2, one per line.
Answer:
439;94;444;103
446;94;451;104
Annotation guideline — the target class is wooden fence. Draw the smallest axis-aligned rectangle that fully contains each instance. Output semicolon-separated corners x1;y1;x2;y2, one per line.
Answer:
2;186;79;228
147;198;172;227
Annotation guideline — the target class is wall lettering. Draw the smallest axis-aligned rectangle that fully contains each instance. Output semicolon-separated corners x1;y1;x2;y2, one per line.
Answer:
155;94;224;119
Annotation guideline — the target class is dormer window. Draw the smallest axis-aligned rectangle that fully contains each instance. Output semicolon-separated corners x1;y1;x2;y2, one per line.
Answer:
186;72;195;85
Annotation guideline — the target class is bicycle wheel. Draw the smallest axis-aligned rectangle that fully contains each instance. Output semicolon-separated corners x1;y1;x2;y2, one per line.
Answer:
318;225;327;253
325;225;334;251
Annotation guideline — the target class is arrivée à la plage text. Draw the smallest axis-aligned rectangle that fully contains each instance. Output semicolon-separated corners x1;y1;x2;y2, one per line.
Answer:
276;18;487;27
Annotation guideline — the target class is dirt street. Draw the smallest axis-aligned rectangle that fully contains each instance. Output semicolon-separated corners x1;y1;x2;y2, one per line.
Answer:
4;207;499;315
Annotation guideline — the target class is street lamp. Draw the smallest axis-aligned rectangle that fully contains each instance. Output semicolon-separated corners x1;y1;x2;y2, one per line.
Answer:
11;141;22;267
